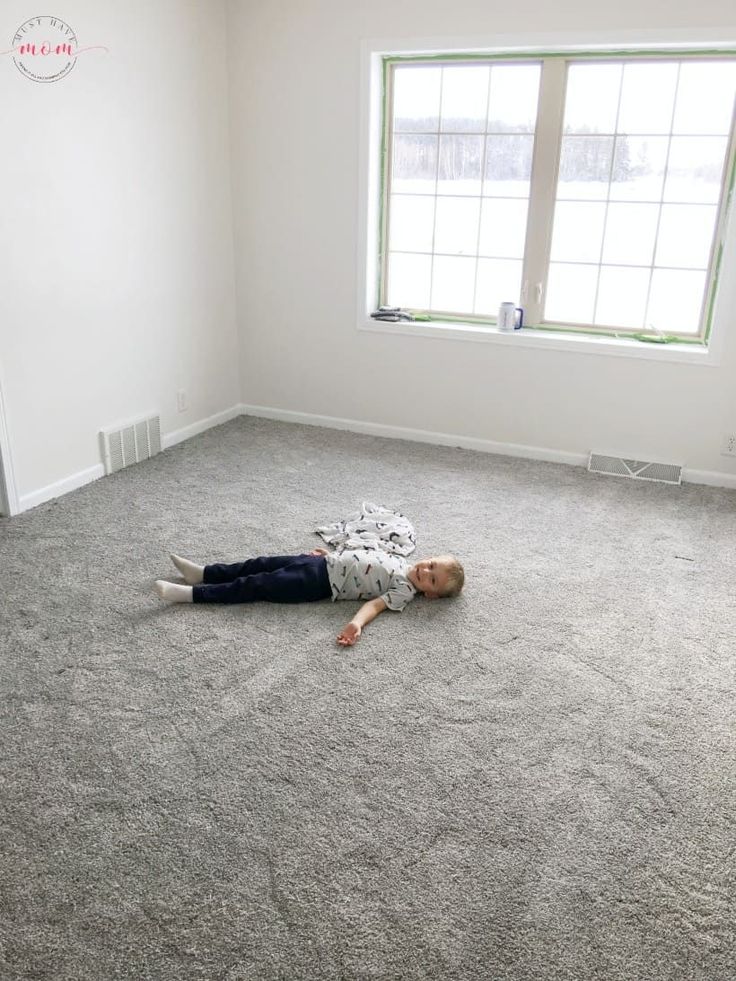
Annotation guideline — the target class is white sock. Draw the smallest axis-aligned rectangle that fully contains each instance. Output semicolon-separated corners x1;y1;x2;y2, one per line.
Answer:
154;580;193;603
170;553;204;585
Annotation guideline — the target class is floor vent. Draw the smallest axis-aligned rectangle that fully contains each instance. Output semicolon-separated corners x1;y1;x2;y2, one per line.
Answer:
588;453;682;485
100;414;161;475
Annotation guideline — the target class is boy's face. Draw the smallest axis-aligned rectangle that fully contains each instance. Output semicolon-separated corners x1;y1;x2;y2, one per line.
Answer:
408;557;452;599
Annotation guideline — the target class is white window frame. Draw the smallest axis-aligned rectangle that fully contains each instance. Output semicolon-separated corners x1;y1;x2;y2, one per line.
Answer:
357;30;736;366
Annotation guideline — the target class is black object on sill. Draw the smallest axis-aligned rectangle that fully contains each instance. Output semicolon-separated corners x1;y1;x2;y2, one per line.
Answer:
370;306;417;322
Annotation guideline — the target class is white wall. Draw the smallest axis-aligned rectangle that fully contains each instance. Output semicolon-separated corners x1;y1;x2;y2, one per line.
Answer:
0;0;240;507
227;0;736;482
3;1;736;513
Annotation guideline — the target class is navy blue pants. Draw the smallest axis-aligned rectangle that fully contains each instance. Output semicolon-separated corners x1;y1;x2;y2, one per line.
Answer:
192;554;332;605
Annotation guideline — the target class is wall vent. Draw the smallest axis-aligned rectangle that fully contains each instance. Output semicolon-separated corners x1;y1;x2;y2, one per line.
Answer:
99;414;161;475
588;453;682;485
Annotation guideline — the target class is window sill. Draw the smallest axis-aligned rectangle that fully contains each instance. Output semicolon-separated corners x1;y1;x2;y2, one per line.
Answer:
358;318;716;365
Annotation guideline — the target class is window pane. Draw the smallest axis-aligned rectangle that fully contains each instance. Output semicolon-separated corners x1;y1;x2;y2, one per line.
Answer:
393;66;441;132
646;269;707;333
387;252;432;308
617;62;678;135
478;199;529;258
438;135;483;195
549;57;736;335
384;57;735;333
487;64;541;132
609;136;668;201
440;66;490;132
550;201;606;263
563;63;622;134
664;137;729;203
654;204;718;268
673;62;736;135
385;60;540;320
558;136;614;199
601;203;659;266
545;263;598;323
392;135;438;194
595;266;650;327
484;135;534;197
431;256;476;313
475;259;523;315
434;197;481;255
388;195;435;253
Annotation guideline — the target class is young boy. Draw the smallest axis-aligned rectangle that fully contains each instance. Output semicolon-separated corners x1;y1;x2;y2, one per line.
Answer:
153;548;464;646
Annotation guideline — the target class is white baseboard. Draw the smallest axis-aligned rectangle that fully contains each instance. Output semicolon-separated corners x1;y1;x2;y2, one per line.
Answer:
15;404;243;515
239;402;588;467
162;404;243;451
19;463;107;513
681;467;736;489
11;401;736;515
240;403;736;491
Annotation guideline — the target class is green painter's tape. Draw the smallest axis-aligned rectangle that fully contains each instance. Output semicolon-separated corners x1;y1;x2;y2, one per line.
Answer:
704;243;724;344
376;58;390;306
631;333;678;344
529;325;704;345
409;318;706;346
384;48;736;65
704;144;736;343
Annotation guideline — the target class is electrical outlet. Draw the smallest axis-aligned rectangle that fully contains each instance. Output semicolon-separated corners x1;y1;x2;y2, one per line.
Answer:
721;433;736;456
176;390;187;413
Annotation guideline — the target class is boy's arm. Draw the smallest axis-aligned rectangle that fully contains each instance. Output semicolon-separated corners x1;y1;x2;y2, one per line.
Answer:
337;597;388;646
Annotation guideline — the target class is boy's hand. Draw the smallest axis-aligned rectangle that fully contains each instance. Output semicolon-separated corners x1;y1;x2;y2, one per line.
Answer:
337;622;361;646
310;547;329;556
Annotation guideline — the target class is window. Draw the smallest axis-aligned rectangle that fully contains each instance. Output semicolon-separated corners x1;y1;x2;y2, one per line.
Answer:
379;53;736;342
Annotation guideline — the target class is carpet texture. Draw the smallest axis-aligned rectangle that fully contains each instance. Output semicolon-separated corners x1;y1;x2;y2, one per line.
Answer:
0;415;734;981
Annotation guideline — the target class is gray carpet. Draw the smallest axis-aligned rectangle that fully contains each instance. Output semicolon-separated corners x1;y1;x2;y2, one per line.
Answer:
1;415;734;981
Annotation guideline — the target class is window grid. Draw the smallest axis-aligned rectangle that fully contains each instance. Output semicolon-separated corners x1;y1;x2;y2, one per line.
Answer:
470;71;495;314
380;52;736;342
427;69;443;314
641;65;681;332
385;61;541;319
589;63;627;326
546;60;729;333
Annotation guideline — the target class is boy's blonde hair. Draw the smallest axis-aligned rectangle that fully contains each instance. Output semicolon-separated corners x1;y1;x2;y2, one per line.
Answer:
439;555;465;597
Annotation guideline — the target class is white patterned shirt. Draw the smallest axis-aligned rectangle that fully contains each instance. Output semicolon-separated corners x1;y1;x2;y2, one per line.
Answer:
324;549;418;611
